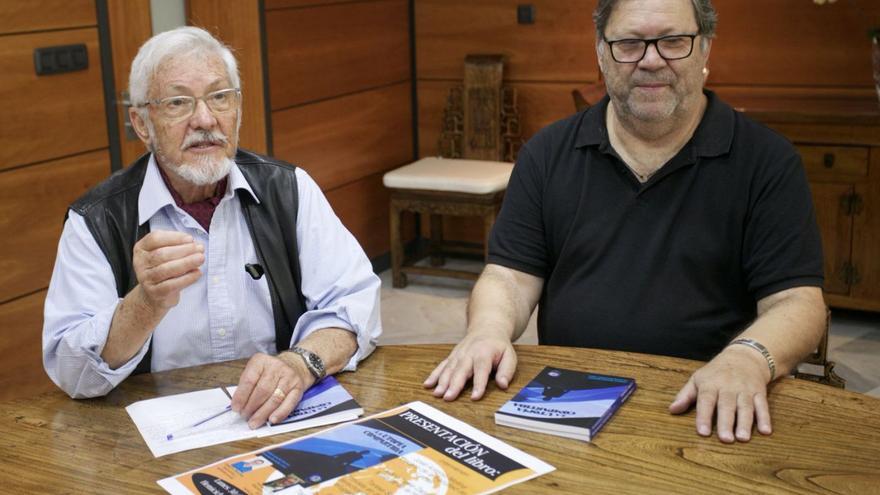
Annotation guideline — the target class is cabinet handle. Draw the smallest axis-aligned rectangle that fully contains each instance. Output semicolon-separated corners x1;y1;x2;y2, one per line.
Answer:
823;153;835;168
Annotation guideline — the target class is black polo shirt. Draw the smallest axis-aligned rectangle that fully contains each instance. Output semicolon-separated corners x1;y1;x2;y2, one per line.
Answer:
488;91;823;361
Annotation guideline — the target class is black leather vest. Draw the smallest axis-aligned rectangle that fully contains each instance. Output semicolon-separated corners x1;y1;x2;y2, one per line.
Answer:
69;149;306;374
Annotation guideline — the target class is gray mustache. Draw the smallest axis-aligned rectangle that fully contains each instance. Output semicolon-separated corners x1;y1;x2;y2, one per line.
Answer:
181;130;228;150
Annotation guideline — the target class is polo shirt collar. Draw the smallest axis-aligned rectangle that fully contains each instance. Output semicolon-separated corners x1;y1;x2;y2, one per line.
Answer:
574;89;734;158
137;153;259;226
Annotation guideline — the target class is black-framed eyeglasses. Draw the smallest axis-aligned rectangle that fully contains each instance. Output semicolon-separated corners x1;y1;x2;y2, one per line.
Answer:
136;88;241;121
603;34;698;63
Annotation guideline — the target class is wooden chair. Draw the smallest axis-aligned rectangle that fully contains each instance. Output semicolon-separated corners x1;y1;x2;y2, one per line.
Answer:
383;55;519;288
571;81;607;112
794;309;846;387
383;158;512;287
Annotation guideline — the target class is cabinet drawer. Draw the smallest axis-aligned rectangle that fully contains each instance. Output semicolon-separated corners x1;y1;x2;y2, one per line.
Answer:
797;145;868;179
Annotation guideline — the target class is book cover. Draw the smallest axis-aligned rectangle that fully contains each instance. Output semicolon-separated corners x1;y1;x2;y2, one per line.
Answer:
158;401;554;495
258;375;363;437
494;367;636;441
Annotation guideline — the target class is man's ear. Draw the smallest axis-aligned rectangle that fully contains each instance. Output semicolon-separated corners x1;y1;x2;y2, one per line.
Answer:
701;38;713;63
595;42;607;74
128;107;152;146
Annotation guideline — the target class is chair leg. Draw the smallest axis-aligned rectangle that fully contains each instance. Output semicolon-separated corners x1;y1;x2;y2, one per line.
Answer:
482;208;497;262
430;214;445;266
389;201;407;288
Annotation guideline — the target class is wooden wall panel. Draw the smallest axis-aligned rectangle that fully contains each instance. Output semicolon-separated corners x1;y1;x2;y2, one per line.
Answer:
0;290;56;402
189;0;269;154
266;0;410;109
325;172;393;259
709;0;879;89
273;82;412;191
0;1;95;35
265;0;348;9
418;80;578;158
107;0;153;166
415;0;597;82
0;28;108;171
0;151;110;303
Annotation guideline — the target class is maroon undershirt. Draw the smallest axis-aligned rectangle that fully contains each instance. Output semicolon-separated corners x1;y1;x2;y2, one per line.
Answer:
157;166;228;232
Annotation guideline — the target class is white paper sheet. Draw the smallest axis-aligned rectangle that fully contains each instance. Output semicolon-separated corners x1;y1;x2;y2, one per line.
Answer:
126;387;255;457
127;380;364;457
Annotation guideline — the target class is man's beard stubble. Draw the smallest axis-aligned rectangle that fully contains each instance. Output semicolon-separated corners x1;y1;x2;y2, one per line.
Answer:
608;68;683;124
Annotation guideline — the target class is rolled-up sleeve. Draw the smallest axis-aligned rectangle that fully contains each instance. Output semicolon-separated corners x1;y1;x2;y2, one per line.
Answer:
290;169;382;370
43;211;150;398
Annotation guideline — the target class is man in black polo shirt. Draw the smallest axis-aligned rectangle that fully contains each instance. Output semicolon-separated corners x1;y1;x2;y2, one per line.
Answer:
424;0;826;443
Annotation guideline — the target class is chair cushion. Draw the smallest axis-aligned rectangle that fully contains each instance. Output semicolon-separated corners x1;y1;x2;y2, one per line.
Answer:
383;157;514;194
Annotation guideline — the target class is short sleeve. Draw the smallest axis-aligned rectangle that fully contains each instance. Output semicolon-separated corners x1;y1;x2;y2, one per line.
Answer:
488;144;548;277
742;145;824;299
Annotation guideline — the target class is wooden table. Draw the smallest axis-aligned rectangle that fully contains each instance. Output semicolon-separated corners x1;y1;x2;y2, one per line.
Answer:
3;345;879;494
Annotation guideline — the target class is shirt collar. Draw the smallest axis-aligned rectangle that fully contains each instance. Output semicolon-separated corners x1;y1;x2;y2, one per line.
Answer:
574;89;734;158
137;153;260;226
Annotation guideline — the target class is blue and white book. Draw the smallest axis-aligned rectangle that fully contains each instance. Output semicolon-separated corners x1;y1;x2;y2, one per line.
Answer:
494;367;636;442
257;375;363;437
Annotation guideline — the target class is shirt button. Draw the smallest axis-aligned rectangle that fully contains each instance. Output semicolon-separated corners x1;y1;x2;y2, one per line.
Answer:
212;276;220;284
218;328;227;337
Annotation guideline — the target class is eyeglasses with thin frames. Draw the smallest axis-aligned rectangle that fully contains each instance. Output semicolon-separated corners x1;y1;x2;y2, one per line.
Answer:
136;88;241;121
603;34;699;63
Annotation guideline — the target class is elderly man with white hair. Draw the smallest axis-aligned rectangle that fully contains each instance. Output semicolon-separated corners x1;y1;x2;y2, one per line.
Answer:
43;27;381;429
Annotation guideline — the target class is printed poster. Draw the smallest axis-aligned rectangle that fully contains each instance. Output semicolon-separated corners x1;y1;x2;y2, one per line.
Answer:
158;401;554;495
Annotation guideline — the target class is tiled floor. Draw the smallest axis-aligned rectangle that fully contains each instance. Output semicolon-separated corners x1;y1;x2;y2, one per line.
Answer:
378;259;880;398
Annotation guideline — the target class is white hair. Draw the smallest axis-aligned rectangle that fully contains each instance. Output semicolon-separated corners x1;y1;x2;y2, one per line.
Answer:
128;26;240;107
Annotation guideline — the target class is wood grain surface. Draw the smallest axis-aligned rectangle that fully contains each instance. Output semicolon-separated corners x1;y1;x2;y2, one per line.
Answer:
189;0;269;154
272;82;412;192
265;0;410;110
0;290;55;402
0;28;108;171
0;150;110;302
0;0;96;35
415;0;597;82
106;0;153;166
325;171;393;259
2;345;878;494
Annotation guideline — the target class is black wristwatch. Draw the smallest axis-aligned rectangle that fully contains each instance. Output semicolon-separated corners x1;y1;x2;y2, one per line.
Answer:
290;346;326;380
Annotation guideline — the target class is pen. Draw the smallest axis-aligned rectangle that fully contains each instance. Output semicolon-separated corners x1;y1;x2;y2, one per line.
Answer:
166;404;233;441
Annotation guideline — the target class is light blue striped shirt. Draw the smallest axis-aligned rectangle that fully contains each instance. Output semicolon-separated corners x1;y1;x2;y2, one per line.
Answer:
43;155;381;398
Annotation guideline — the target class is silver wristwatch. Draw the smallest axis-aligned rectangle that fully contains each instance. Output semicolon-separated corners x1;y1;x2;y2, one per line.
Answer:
290;346;326;379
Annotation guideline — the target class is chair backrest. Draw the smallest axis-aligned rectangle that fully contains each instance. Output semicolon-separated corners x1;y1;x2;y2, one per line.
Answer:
571;81;607;112
439;55;523;162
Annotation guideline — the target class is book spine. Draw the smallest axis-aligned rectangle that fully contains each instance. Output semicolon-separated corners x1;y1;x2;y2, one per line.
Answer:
590;383;636;437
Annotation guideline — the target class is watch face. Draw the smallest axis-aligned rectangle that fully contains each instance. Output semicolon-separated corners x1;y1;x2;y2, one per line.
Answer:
308;354;326;377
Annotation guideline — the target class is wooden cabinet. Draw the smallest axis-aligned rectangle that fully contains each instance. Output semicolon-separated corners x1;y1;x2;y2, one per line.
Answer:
742;102;880;312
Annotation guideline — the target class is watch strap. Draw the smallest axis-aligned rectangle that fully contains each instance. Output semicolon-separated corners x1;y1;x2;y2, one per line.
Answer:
290;346;326;379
